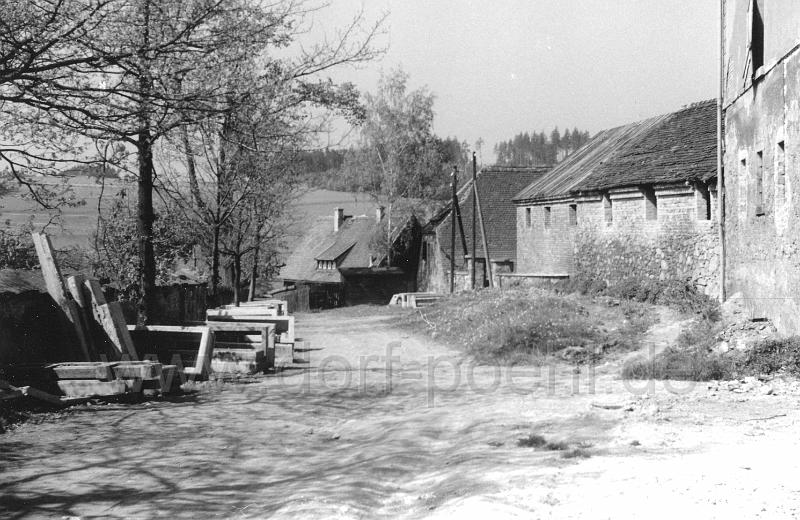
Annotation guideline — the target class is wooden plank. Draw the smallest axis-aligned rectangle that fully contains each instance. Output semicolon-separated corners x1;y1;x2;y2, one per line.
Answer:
31;233;68;303
112;362;162;380
275;343;293;365
84;279;107;306
215;341;261;349
126;325;208;334
206;314;294;341
32;233;91;361
213;348;263;361
56;380;127;397
48;362;115;380
208;308;279;318
193;328;214;378
65;275;87;308
206;321;277;333
94;303;137;360
83;278;137;360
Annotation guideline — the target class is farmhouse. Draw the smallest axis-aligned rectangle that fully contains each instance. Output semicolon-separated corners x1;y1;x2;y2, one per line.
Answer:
513;100;719;296
279;207;421;308
418;166;550;292
720;1;800;334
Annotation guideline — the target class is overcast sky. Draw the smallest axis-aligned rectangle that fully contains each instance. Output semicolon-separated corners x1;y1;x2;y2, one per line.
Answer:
310;0;719;156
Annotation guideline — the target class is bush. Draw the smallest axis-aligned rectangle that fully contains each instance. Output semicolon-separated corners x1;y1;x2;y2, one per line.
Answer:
555;275;720;320
622;345;735;381
738;337;800;376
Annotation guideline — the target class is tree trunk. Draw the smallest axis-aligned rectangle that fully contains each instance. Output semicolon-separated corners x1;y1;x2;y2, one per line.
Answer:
211;222;220;301
386;201;392;267
233;254;241;306
137;132;156;325
182;124;204;210
136;0;155;326
248;240;259;302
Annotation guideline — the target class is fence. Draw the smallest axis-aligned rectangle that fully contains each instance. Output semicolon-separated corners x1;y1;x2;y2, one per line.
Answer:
270;285;310;313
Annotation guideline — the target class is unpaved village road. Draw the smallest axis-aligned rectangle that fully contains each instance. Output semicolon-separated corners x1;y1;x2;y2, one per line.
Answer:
2;308;800;519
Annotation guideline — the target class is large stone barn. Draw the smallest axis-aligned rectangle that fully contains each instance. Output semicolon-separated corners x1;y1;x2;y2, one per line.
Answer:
417;166;550;292
721;1;800;333
279;207;421;308
513;100;720;296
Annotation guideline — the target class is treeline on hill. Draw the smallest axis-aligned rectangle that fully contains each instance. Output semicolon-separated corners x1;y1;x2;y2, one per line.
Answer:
299;136;468;200
494;127;591;166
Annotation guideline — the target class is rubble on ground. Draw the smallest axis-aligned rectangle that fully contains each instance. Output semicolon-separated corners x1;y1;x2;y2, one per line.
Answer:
714;292;780;352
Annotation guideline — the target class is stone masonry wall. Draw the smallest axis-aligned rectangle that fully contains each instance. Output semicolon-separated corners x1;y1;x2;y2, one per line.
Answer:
723;48;800;333
516;184;720;297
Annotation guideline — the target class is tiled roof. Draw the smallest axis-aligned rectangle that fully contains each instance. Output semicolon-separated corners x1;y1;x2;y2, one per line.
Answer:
434;165;551;265
279;208;412;283
278;216;343;284
514;100;718;202
316;241;356;262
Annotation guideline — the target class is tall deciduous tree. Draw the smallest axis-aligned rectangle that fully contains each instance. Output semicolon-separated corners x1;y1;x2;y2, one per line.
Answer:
347;68;442;266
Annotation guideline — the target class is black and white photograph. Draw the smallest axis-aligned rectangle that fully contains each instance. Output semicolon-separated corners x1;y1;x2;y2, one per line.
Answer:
1;0;798;518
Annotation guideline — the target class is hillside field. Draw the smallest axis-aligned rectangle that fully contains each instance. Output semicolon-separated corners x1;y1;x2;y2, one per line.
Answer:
0;176;379;250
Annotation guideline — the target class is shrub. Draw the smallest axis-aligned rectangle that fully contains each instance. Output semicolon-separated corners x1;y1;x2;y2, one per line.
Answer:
556;274;720;320
517;434;547;448
737;337;800;376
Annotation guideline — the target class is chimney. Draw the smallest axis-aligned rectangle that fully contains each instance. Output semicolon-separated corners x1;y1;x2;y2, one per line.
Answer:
376;206;385;223
333;207;344;233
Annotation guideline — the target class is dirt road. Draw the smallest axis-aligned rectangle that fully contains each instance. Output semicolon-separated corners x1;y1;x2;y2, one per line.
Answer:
2;308;800;519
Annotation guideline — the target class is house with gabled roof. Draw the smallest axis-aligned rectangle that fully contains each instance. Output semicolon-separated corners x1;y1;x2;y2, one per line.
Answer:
279;207;421;308
418;165;551;292
512;100;720;296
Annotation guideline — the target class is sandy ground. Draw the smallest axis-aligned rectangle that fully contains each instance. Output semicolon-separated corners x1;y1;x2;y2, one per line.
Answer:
2;308;800;519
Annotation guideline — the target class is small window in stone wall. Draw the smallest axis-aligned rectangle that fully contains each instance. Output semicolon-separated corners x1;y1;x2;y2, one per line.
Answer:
525;207;531;228
569;204;578;225
544;206;552;228
755;150;765;216
642;186;657;220
776;141;786;206
751;0;765;77
602;193;612;224
696;183;711;221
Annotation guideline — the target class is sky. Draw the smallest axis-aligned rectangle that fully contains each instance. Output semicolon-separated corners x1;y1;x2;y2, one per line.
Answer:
307;0;719;158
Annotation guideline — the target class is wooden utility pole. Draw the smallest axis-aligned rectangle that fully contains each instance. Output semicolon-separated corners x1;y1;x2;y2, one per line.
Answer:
471;152;477;289
450;166;458;293
474;176;494;288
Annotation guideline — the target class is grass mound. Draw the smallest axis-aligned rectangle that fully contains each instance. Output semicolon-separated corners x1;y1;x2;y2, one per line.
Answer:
622;319;800;381
405;288;653;365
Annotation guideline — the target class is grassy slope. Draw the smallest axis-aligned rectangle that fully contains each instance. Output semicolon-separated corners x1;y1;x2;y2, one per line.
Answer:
401;288;655;365
0;180;377;250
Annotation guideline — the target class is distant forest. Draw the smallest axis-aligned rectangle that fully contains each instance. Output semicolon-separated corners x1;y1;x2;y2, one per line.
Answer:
494;127;591;166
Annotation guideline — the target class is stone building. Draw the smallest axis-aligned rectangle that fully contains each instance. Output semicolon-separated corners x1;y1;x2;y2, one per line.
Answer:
279;207;420;308
417;166;550;292
513;100;720;296
721;1;800;333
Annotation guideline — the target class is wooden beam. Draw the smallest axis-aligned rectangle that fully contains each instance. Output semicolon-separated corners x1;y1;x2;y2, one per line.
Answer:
56;379;127;397
93;303;138;360
31;233;92;361
82;279;138;360
193;328;214;378
48;362;115;380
